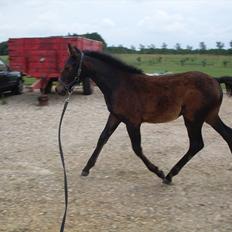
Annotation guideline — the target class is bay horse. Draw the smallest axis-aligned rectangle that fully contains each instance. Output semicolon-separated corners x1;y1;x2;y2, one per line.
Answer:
56;44;232;184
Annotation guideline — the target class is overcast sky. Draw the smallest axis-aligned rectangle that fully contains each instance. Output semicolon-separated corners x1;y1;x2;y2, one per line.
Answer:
1;0;232;49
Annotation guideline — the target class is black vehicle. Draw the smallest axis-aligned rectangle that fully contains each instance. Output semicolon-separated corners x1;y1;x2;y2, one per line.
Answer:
0;59;24;95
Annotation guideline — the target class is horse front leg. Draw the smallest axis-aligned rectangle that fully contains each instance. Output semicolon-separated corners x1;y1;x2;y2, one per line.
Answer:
81;113;121;176
126;123;165;180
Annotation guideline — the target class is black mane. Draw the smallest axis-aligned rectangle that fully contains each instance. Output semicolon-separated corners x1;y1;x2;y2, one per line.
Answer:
84;51;143;74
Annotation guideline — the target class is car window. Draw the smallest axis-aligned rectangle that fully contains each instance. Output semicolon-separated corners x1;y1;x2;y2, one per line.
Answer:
0;60;7;71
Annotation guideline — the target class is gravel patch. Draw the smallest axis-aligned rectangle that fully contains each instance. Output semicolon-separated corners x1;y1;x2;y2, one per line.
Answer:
1;88;232;232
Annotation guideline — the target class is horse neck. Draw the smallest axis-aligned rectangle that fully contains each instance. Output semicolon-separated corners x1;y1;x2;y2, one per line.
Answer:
84;56;121;95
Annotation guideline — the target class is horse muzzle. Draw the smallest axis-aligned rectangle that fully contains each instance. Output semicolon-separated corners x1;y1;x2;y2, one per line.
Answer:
56;82;66;96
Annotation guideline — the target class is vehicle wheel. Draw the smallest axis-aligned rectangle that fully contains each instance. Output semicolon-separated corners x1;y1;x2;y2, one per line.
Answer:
82;77;92;95
13;79;24;95
44;80;53;94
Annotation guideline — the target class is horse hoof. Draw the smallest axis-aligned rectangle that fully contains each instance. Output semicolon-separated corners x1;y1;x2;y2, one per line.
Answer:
163;178;172;185
81;170;89;176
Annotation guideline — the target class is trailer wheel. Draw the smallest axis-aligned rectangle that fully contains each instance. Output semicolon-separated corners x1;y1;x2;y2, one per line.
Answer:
44;80;53;94
82;77;92;95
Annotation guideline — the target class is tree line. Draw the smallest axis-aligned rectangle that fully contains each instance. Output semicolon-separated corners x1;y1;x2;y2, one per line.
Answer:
0;41;8;55
1;33;232;55
106;41;232;55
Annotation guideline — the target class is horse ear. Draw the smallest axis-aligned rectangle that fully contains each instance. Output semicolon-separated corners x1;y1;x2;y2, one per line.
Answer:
67;43;77;57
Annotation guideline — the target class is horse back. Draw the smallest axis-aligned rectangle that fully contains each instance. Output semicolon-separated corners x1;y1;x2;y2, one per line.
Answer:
111;71;222;124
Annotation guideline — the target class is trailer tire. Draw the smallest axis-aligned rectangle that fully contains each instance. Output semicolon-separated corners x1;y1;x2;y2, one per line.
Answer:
82;77;92;95
44;80;53;94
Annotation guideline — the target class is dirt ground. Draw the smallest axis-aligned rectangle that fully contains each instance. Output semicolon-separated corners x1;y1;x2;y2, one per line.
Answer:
1;87;232;232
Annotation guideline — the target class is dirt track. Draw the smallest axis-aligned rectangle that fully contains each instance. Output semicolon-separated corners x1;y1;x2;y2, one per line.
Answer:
1;87;232;232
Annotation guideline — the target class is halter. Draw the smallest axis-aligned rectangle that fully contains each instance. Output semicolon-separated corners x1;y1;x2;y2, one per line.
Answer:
60;51;85;94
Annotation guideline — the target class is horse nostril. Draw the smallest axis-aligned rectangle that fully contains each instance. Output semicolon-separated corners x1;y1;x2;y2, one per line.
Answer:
56;85;66;96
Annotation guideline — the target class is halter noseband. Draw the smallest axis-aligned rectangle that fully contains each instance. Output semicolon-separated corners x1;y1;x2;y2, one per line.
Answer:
60;51;85;93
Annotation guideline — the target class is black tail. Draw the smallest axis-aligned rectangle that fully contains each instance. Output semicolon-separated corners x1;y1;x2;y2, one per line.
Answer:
215;76;232;96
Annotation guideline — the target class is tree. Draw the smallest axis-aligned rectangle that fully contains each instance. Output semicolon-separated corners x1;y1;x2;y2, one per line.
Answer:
199;42;207;50
201;59;207;67
175;43;181;50
146;44;156;54
229;40;232;49
148;44;156;49
180;59;186;66
157;56;162;63
186;45;193;51
223;60;229;67
0;41;8;55
69;32;107;47
130;45;136;52
162;42;168;49
136;56;142;63
139;44;145;53
216;41;224;49
83;32;107;47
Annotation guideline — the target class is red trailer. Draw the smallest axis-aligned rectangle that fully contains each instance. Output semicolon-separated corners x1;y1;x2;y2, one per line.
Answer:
8;36;103;94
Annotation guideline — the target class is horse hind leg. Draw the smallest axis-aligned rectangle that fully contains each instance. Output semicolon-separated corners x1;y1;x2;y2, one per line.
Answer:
126;123;165;180
164;119;204;184
207;115;232;153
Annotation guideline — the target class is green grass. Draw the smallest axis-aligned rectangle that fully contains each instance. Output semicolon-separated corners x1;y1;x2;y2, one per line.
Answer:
115;53;232;77
23;77;36;86
0;55;8;63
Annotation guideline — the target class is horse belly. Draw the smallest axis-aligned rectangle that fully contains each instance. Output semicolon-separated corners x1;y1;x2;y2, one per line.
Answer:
142;104;182;123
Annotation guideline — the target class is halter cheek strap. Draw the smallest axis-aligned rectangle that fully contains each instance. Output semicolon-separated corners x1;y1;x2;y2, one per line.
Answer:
60;51;85;93
76;51;84;80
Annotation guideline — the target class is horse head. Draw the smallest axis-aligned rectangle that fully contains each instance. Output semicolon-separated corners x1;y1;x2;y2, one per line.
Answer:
56;44;84;95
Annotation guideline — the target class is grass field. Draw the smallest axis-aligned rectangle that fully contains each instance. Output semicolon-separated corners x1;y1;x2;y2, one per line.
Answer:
0;55;8;63
1;53;232;86
115;53;232;77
